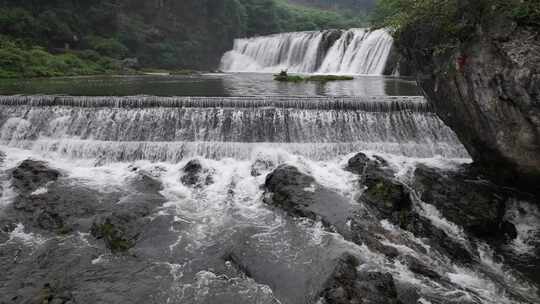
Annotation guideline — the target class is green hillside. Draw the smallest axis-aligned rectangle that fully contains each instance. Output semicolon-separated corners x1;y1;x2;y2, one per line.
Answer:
0;0;368;78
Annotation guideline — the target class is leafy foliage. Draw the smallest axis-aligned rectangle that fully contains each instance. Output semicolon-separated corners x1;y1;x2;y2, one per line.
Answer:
0;35;121;78
0;0;369;78
371;0;539;54
372;0;540;35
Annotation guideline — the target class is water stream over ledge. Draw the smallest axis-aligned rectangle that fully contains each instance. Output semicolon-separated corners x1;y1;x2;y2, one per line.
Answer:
0;93;538;304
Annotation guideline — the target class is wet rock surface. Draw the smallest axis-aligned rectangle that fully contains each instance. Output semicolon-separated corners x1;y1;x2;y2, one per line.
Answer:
1;152;539;304
91;171;167;253
264;165;354;231
413;165;517;240
263;152;539;303
0;237;173;304
10;160;61;194
320;254;400;304
348;153;473;262
263;163;409;303
397;12;540;191
181;159;213;187
0;160;175;303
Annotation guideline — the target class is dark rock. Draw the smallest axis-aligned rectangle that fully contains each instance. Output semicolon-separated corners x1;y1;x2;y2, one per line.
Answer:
402;256;441;280
181;159;213;186
11;182;104;233
383;45;414;76
347;153;474;263
397;12;540;191
182;159;203;185
362;177;412;220
317;29;343;67
91;216;135;253
348;153;411;233
264;165;354;230
10;160;60;194
91;193;166;253
264;165;316;218
7;160;106;234
348;215;400;259
320;254;400;304
250;157;275;177
346;152;391;180
413;165;517;241
347;153;411;222
0;222;16;244
0;237;173;304
223;251;254;278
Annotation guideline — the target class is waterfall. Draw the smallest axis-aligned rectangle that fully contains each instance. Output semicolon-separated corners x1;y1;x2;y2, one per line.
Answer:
0;95;468;163
220;28;394;75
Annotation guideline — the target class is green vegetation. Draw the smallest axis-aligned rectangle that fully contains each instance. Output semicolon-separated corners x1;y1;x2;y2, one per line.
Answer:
94;221;133;253
274;71;354;82
243;0;369;36
306;75;354;82
0;0;369;79
371;0;540;51
275;71;305;82
0;36;123;78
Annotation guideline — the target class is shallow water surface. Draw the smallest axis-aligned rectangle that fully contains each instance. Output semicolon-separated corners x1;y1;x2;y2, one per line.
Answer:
0;73;422;97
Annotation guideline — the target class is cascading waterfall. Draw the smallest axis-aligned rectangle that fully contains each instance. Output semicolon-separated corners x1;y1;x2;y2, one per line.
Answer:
220;28;394;75
1;94;539;304
0;95;467;163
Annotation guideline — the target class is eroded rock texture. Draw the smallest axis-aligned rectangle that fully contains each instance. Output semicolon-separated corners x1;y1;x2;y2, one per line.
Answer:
398;11;540;191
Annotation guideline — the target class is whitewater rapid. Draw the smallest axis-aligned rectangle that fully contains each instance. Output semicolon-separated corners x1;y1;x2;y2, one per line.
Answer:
221;28;394;75
1;94;538;303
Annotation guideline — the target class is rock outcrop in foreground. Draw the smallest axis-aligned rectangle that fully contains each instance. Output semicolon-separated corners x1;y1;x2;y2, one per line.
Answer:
397;12;540;191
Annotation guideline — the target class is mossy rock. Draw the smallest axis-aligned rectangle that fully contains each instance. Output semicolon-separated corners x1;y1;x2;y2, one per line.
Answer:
306;75;354;82
273;72;354;83
91;219;134;253
274;74;304;82
364;178;411;214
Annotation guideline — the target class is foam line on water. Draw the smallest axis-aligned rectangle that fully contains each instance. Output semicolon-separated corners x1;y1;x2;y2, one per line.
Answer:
2;139;469;163
0;95;429;111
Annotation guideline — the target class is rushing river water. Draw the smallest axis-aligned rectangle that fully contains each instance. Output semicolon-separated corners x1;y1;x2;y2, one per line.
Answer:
0;68;538;303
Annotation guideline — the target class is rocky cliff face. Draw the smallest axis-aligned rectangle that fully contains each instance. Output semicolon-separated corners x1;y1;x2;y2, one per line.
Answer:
397;17;540;191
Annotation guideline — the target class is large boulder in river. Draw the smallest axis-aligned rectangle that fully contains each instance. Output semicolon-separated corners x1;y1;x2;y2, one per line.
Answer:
181;159;213;187
264;165;354;230
347;153;474;263
347;153;412;223
10;160;61;194
8;160;103;233
413;165;517;241
91;200;149;253
320;254;400;304
396;3;540;191
91;173;166;253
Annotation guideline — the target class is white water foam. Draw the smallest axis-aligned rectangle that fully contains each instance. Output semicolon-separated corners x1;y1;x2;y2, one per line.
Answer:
221;28;394;75
505;200;540;255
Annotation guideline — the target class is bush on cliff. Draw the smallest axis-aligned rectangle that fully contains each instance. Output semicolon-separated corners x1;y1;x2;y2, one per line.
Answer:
372;0;540;50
